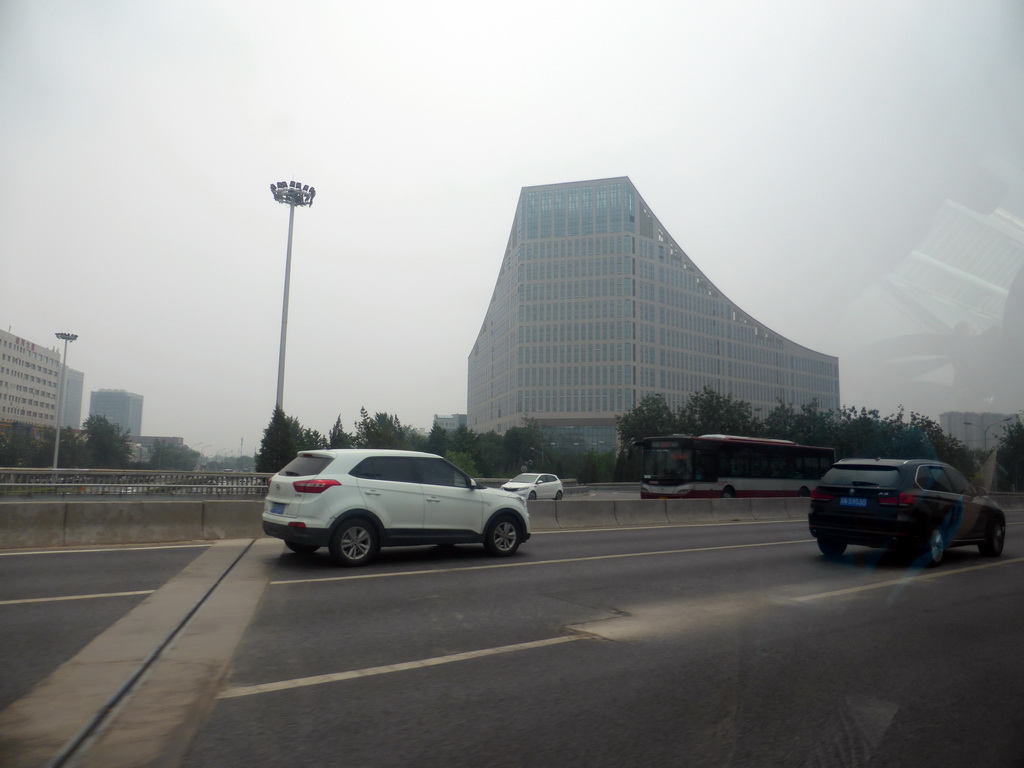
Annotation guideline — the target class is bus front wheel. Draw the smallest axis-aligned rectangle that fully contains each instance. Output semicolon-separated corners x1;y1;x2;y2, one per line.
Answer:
721;487;736;499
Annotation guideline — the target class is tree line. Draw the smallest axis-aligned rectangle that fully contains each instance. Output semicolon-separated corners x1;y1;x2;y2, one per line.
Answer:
0;415;206;471
256;388;1023;487
4;415;148;469
5;389;1018;487
254;406;571;480
613;389;1020;485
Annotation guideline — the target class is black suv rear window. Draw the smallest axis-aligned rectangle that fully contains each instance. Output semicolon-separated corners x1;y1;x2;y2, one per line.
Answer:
820;466;902;487
277;454;333;477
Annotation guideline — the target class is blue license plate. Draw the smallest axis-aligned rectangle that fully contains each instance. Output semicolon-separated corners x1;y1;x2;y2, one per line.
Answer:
839;496;868;508
270;502;286;515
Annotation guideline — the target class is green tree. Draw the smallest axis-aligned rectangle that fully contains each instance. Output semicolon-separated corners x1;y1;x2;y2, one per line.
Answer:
0;427;38;467
502;418;548;473
256;407;297;473
475;431;506;477
403;427;429;452
615;394;674;446
676;387;759;436
445;449;480;477
996;416;1024;491
447;425;478;456
761;400;838;446
52;428;89;468
831;406;888;459
426;423;448;456
907;412;974;475
82;415;133;469
328;416;354;448
148;440;201;470
298;427;328;451
353;408;407;449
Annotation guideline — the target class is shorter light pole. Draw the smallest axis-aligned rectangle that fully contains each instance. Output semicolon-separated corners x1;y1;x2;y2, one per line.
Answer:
52;332;78;470
965;417;1013;453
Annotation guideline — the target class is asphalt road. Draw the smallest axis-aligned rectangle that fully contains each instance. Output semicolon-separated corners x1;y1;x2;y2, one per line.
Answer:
2;518;1023;767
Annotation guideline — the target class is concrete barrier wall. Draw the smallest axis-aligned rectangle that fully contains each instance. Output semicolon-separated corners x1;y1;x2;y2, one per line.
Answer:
555;499;617;529
1;497;1021;548
202;500;265;540
992;494;1024;512
0;502;66;548
615;499;668;527
65;501;204;545
0;500;264;548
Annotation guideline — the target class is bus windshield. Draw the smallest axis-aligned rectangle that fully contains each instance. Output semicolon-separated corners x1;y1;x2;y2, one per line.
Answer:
644;446;693;481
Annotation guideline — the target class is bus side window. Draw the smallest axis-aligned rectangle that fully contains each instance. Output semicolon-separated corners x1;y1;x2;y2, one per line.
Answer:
694;450;716;482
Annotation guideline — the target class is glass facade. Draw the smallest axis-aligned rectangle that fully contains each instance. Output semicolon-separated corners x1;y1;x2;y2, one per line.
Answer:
467;177;840;443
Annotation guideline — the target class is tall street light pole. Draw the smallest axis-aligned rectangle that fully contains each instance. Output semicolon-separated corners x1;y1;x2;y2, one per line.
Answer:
269;180;315;411
52;332;78;470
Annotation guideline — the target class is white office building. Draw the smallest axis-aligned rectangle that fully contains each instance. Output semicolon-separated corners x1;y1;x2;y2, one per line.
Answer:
0;328;83;432
468;177;841;448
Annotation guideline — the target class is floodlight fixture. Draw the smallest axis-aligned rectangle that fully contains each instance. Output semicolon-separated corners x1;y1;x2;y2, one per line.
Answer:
271;179;314;208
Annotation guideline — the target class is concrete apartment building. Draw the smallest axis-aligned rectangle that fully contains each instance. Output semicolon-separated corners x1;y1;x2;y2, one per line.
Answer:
89;389;143;437
0;328;83;432
467;177;840;449
941;411;1020;451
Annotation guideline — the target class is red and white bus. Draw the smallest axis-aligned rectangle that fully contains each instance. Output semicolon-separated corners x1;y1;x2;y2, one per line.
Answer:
633;434;835;499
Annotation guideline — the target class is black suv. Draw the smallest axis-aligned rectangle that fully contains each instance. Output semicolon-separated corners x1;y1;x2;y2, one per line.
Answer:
808;458;1006;566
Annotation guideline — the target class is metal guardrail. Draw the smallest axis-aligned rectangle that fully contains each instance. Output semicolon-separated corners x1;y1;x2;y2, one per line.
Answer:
0;469;271;498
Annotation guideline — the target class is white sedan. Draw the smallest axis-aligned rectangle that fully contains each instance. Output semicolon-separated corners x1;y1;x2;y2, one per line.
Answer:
501;473;564;500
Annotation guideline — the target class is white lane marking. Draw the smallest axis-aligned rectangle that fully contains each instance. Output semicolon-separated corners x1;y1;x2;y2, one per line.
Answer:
0;543;211;557
533;519;804;534
271;539;813;585
794;556;1024;602
218;635;587;700
0;589;155;606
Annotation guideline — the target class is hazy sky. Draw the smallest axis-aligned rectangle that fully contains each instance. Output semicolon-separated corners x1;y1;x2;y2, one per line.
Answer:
3;0;1023;458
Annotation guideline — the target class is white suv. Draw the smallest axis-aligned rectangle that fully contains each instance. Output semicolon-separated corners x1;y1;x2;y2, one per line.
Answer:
262;449;531;566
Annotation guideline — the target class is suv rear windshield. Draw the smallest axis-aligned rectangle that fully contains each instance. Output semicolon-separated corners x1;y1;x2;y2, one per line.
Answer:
277;454;333;477
820;466;902;487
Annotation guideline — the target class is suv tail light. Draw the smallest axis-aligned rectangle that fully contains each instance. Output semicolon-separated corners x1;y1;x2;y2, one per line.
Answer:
877;492;915;507
293;478;342;494
810;488;834;501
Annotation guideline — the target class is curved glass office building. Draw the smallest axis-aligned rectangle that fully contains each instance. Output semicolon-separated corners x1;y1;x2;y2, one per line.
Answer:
468;177;840;448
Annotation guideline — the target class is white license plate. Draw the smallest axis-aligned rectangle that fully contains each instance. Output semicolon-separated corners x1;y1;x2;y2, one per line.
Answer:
839;496;868;508
270;502;286;515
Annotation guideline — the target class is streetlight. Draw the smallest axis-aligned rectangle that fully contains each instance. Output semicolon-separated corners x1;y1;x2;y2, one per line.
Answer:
52;332;78;470
269;180;316;410
964;418;1013;453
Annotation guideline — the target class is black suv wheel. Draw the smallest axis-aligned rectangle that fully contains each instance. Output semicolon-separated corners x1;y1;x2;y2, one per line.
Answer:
817;538;847;558
979;516;1006;557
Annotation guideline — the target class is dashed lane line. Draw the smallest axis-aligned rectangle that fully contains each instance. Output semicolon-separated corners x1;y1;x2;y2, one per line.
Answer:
0;590;155;606
218;635;588;700
0;543;211;557
270;539;815;585
793;555;1024;602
